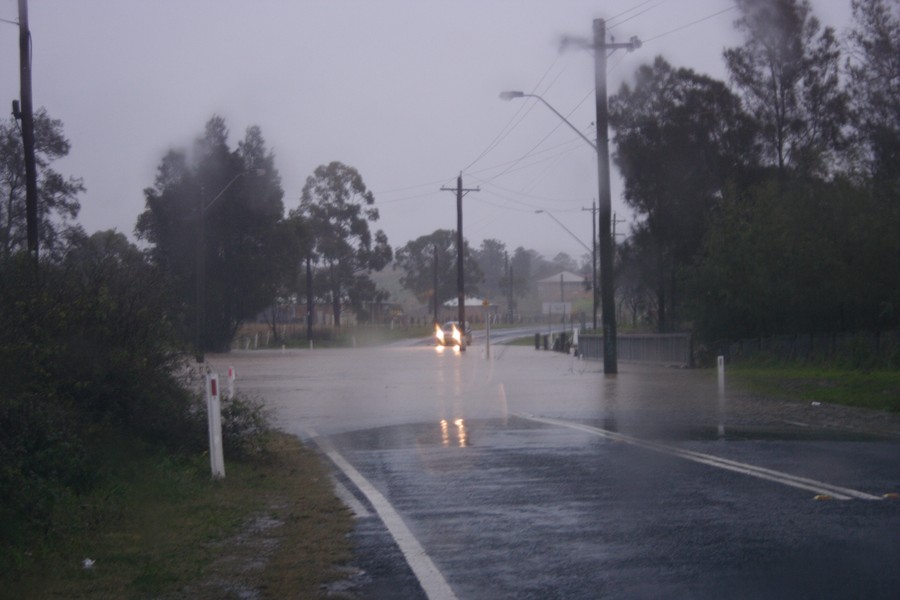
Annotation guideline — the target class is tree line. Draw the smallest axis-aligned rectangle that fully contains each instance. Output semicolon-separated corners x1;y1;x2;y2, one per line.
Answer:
609;0;899;343
2;0;896;351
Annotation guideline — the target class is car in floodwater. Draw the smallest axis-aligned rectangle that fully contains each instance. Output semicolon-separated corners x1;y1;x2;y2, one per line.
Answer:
435;321;472;347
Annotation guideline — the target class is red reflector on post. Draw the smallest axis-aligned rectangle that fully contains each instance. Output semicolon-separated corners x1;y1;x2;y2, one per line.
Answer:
210;379;218;397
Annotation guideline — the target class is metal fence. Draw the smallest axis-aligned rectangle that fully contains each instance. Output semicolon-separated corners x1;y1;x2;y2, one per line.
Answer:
578;333;693;368
727;331;900;367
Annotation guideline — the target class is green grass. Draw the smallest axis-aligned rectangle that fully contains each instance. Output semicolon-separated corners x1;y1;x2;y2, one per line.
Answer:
730;366;900;413
4;433;353;600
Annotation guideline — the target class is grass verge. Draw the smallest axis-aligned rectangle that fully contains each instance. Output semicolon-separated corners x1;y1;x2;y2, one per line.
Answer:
730;366;900;413
4;432;353;600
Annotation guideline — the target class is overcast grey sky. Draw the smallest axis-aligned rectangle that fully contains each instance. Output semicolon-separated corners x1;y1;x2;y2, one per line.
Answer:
1;0;853;261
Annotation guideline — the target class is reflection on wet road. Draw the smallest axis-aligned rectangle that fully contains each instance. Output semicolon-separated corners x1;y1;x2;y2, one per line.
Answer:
210;345;900;599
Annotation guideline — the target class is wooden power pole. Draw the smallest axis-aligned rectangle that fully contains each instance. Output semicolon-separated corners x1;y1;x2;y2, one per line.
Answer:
594;18;640;374
441;173;478;349
17;0;39;259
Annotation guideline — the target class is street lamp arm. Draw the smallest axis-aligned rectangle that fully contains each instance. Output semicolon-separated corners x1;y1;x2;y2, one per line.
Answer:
535;210;592;253
499;91;597;151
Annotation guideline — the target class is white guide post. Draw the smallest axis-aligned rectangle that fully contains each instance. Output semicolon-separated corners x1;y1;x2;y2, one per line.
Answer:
206;372;226;478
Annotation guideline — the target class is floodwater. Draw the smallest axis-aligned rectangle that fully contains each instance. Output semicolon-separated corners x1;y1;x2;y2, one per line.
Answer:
208;344;900;599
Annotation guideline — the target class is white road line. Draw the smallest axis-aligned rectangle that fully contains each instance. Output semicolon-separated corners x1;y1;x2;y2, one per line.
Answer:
330;476;371;518
515;414;883;501
308;430;459;600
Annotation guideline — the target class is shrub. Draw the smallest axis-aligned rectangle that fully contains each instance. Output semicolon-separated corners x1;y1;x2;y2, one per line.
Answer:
219;392;271;458
0;235;201;573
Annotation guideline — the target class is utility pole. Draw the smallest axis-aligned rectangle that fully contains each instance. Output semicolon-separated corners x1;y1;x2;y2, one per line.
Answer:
306;255;314;341
441;173;478;349
594;18;640;374
505;251;513;323
196;187;205;362
432;244;438;325
613;212;626;241
582;202;598;331
17;0;38;260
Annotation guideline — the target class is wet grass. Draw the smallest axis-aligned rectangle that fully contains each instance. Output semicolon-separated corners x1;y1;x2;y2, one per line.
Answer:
730;367;900;413
4;433;353;600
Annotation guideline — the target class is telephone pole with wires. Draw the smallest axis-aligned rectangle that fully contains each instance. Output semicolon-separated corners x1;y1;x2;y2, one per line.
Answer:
592;19;640;374
547;19;639;373
441;173;479;349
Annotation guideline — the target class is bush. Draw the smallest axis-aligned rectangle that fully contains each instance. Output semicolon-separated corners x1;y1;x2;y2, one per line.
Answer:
0;394;88;571
0;235;202;573
220;393;271;458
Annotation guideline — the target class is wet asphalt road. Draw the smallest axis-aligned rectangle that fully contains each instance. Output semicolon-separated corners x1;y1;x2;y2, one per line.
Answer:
209;342;900;599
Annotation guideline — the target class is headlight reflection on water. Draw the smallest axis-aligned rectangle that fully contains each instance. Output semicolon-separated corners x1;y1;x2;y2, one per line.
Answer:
439;418;468;448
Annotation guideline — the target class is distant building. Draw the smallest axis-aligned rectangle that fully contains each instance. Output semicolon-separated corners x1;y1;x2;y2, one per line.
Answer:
440;296;491;323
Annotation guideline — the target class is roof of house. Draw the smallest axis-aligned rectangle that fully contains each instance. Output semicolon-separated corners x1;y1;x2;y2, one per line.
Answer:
536;271;587;284
442;296;487;307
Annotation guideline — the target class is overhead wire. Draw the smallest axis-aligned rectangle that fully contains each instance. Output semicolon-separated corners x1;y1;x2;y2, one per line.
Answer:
472;87;594;188
461;54;564;173
468;135;586;180
466;1;668;205
375;2;736;220
606;0;662;27
642;6;736;44
608;0;669;30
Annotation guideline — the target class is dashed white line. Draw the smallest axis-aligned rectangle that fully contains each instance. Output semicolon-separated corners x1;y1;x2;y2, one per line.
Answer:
515;413;884;501
308;429;459;600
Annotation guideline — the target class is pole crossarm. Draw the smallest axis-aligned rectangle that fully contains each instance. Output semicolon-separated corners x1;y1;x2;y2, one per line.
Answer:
560;34;642;54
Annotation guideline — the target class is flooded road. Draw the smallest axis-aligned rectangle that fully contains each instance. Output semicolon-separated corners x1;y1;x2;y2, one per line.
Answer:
208;344;900;599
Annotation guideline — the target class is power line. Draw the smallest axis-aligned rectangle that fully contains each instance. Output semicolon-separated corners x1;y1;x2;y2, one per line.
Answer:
643;6;735;44
462;55;564;172
472;180;581;213
472;191;541;213
479;89;595;187
608;0;669;29
607;0;662;27
468;138;586;185
374;177;457;196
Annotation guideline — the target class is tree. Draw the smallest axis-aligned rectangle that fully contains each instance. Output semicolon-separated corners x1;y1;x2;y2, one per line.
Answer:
686;174;900;341
394;229;482;315
615;237;654;330
0;109;84;261
609;56;756;331
724;0;849;177
551;252;578;273
847;0;900;189
473;239;506;301
136;116;293;352
507;247;533;298
294;161;392;327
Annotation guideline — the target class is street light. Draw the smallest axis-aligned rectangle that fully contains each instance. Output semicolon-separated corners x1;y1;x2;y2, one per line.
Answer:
499;91;597;151
501;89;617;371
195;168;265;362
535;210;596;331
